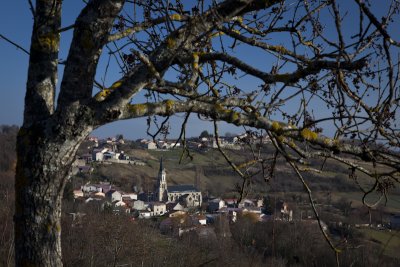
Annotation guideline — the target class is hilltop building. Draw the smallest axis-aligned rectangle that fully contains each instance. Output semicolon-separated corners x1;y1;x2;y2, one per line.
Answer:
156;158;202;207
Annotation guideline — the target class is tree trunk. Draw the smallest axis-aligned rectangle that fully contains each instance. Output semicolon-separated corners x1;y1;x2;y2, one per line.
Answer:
14;121;90;266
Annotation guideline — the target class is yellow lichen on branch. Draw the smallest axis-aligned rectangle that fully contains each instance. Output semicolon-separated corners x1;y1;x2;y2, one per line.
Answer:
229;111;240;122
32;32;60;52
166;37;176;49
271;121;281;132
94;89;111;101
273;45;289;54
193;52;200;70
234;16;243;24
128;103;148;116
99;89;110;98
213;103;241;122
208;31;225;38
110;80;123;90
170;14;182;20
301;128;318;141
214;103;225;114
94;80;123;101
232;29;241;35
165;99;174;113
276;135;286;143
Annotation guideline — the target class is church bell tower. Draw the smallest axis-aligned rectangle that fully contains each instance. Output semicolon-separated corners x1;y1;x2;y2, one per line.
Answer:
157;157;167;202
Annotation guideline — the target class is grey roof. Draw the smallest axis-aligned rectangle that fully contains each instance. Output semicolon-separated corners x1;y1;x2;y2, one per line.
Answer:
168;185;199;193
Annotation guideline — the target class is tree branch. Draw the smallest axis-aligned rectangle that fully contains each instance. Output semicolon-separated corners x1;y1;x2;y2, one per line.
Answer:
198;52;367;84
57;0;124;108
94;0;282;115
23;0;61;125
0;34;30;55
354;0;400;47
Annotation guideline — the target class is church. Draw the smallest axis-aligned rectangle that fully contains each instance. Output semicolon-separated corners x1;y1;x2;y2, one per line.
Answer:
156;158;202;208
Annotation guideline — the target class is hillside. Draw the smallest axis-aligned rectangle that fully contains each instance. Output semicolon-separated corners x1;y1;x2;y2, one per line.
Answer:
1;126;400;266
76;140;400;213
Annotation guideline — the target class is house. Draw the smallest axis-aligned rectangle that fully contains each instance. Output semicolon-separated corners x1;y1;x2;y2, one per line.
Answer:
200;137;209;142
93;192;105;198
88;136;98;142
81;182;112;195
157;140;168;149
243;207;262;214
152;202;167;216
77;166;92;173
278;201;293;221
73;190;84;198
142;141;157;150
212;137;228;148
98;182;112;194
256;198;264;207
81;153;93;163
106;137;116;144
133;200;146;211
208;198;226;212
81;183;103;193
114;200;126;207
73;158;86;167
169;140;181;148
103;151;116;160
217;207;241;223
224;198;238;207
238;199;256;208
139;211;152;219
169;210;186;217
172;203;185;211
92;148;108;161
106;189;137;203
122;193;137;200
197;215;207;225
106;190;123;202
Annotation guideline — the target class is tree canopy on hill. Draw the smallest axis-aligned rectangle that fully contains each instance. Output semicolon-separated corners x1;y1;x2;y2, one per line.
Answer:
199;130;211;139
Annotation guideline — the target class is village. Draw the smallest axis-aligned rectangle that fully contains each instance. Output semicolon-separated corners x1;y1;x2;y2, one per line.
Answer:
69;134;400;241
68;133;301;238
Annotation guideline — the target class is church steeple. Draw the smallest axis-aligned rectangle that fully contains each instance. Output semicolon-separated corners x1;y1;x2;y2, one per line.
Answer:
159;157;164;173
157;157;167;202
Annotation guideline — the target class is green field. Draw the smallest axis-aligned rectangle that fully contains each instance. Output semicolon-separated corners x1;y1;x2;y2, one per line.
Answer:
359;229;400;259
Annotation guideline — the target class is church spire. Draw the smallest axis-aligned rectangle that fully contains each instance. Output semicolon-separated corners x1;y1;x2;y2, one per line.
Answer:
157;157;167;202
159;157;164;173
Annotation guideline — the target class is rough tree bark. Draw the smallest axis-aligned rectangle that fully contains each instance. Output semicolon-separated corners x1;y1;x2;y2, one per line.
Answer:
15;0;122;265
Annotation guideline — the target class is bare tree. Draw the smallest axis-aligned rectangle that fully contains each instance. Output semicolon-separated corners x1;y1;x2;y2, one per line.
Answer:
12;0;400;265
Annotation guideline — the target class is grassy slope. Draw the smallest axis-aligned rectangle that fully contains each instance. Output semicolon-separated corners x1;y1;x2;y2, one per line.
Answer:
82;143;400;211
359;229;400;259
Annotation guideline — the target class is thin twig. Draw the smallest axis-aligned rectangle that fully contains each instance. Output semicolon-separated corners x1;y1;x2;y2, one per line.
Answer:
0;34;30;55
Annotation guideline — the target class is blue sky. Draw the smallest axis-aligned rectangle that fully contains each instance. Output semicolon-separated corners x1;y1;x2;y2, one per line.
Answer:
0;1;396;140
0;1;245;139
